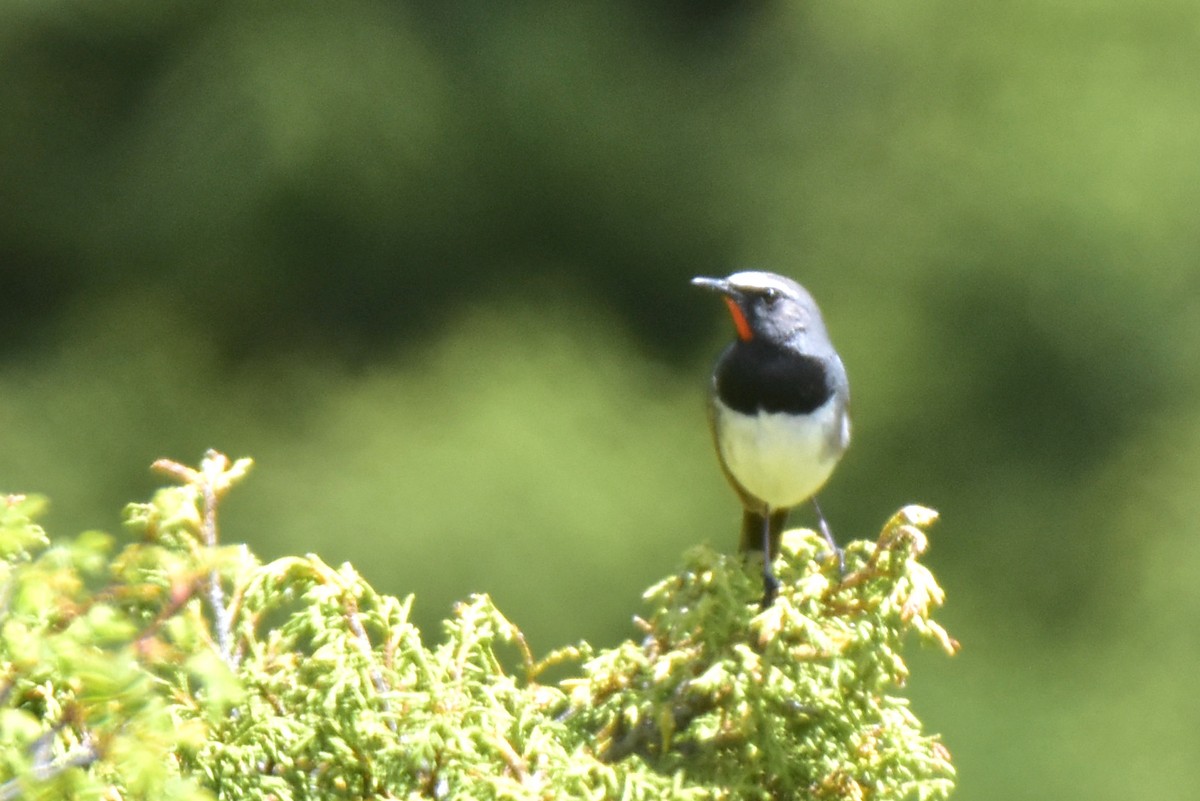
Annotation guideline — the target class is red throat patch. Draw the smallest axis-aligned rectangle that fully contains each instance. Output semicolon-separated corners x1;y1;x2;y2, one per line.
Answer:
723;297;753;341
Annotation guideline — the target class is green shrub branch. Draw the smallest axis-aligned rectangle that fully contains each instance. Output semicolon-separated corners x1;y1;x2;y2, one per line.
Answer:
0;451;957;800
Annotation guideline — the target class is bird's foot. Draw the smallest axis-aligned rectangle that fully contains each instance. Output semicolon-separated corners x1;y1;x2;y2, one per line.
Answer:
760;571;780;610
812;497;846;580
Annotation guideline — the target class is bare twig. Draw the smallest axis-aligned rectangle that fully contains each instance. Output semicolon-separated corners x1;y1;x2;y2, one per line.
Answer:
342;590;399;734
200;454;233;666
0;733;99;801
154;451;253;668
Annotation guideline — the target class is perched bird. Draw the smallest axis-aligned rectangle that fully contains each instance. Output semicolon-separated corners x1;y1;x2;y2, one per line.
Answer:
692;271;850;607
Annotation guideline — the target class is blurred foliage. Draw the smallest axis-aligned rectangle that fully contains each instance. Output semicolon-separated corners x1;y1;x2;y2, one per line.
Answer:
1;453;956;800
2;0;1200;798
0;474;239;801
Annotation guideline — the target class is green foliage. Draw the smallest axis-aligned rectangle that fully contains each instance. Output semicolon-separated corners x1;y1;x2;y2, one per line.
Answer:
567;508;957;801
0;487;227;801
1;453;956;800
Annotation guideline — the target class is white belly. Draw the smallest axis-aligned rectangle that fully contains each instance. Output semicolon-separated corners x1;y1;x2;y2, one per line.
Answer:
714;397;847;509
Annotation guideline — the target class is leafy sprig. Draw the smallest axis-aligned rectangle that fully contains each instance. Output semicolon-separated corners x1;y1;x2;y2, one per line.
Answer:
1;453;957;800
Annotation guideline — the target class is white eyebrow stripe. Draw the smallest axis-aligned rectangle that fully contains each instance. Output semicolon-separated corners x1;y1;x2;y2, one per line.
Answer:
728;271;791;293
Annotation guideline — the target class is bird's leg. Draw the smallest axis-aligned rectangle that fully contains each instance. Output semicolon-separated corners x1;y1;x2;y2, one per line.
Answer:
811;496;845;577
760;509;780;608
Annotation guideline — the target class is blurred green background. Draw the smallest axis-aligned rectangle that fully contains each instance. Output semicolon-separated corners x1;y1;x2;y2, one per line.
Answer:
3;0;1199;797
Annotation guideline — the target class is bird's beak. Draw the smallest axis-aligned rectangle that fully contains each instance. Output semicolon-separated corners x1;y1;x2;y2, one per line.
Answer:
691;276;734;296
693;276;754;342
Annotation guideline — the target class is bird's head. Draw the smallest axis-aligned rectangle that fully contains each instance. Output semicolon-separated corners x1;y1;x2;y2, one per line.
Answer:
691;271;828;346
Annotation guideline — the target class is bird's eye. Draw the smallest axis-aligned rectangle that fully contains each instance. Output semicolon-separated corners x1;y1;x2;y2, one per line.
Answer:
762;288;780;304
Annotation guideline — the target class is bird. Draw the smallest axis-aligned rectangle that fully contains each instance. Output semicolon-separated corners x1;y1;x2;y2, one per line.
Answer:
691;270;850;607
